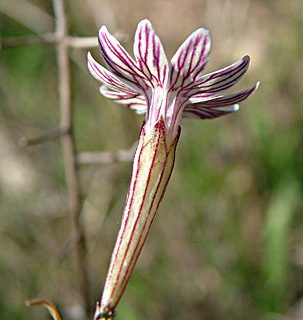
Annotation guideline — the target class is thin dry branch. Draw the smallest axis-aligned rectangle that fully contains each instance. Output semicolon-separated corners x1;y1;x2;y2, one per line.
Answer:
52;0;91;316
1;33;58;48
65;36;98;48
76;142;137;165
1;35;98;49
19;126;68;147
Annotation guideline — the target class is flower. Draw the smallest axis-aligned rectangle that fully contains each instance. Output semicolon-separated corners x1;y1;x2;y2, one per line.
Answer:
88;19;259;319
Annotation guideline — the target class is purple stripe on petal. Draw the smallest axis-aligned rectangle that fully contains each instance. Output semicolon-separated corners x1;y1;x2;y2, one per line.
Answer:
186;56;250;99
183;82;259;120
98;26;149;93
133;19;169;87
88;20;259;134
100;86;147;113
88;52;140;94
189;82;260;107
169;28;211;91
183;105;238;120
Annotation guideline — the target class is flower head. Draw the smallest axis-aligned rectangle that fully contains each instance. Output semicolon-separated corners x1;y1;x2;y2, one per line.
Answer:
88;19;259;319
88;19;259;144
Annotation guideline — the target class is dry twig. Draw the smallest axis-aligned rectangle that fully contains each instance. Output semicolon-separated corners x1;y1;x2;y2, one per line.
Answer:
52;0;91;316
76;141;137;165
1;35;98;49
19;126;69;147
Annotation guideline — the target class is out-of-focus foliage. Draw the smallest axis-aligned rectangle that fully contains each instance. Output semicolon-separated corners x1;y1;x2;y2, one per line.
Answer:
1;0;303;319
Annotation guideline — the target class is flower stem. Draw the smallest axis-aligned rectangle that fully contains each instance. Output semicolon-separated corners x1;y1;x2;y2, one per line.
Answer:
95;120;180;318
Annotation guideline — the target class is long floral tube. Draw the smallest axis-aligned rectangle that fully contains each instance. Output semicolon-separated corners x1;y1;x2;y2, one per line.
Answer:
94;120;180;319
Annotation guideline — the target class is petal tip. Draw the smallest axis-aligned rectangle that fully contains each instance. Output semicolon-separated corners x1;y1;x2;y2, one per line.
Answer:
138;18;153;26
250;81;260;96
233;104;240;111
98;25;110;42
242;55;250;64
99;25;108;34
87;51;93;60
87;51;98;69
197;27;211;37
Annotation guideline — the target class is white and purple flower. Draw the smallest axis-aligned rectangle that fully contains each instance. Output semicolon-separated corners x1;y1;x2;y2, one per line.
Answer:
88;19;259;319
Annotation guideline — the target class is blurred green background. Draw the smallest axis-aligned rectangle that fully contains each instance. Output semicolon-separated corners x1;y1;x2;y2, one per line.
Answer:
1;0;303;319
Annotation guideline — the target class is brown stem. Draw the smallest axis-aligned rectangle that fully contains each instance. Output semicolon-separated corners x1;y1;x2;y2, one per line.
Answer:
1;34;97;49
53;0;91;316
0;33;58;48
76;141;137;165
19;126;68;147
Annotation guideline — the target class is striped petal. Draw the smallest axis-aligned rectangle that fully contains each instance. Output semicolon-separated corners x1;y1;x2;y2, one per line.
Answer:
98;26;149;92
186;56;250;99
169;28;211;91
133;19;169;87
88;52;138;94
100;86;147;113
183;104;239;120
183;82;259;119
